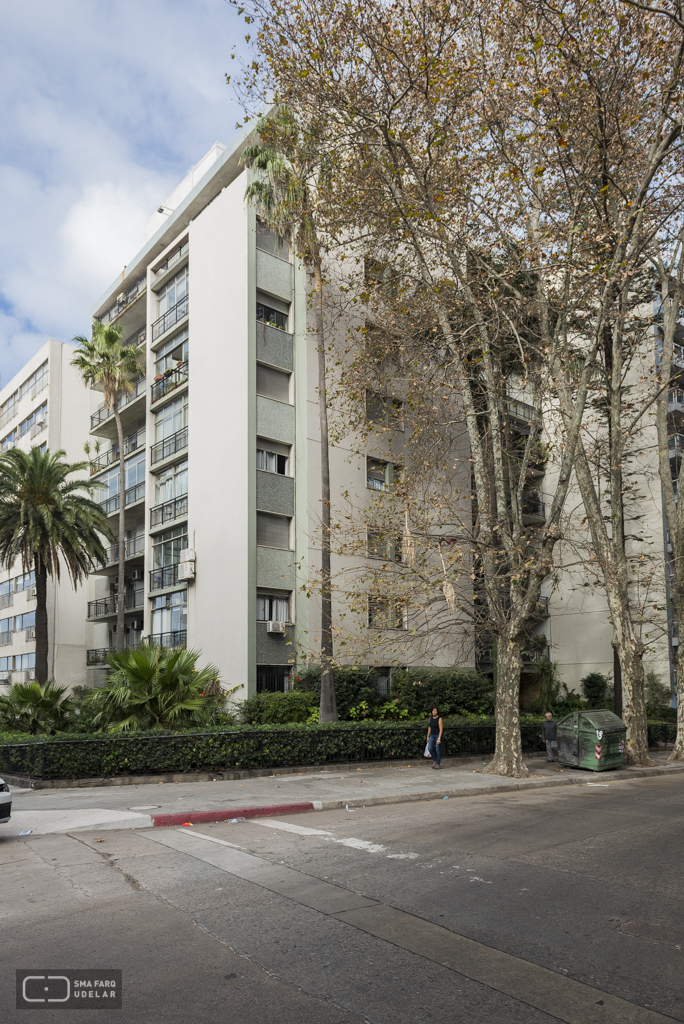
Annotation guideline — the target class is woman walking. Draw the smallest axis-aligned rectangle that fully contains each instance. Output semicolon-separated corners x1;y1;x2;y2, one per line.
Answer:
426;706;443;769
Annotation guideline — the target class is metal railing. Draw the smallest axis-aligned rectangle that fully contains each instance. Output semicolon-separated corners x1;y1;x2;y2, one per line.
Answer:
86;641;141;666
151;295;189;341
149;564;180;591
505;398;536;422
150;427;188;465
0;632;11;647
30;419;47;439
98;275;146;325
154;241;188;278
87;590;144;618
668;433;684;454
91;378;146;429
0;593;12;610
105;535;145;566
30;377;48;401
98;481;145;516
90;429;145;475
125;324;147;348
522;645;550;663
150;495;188;527
146;630;187;648
673;343;684;366
125;482;145;506
151;362;188;404
670;389;684;406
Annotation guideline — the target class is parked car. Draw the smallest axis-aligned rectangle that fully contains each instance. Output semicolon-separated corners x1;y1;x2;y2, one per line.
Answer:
0;777;11;823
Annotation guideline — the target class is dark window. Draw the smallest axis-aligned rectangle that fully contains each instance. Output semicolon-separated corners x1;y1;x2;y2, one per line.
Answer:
257;512;291;549
256;302;288;331
257;363;291;403
257;665;292;692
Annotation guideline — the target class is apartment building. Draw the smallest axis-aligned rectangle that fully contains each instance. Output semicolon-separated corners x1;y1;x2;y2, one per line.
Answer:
0;340;91;688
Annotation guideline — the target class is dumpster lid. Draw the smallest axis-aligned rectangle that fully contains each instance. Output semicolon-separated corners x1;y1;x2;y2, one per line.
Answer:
578;710;625;731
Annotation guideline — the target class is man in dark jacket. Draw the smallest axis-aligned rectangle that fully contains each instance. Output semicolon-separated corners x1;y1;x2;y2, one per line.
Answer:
541;712;559;762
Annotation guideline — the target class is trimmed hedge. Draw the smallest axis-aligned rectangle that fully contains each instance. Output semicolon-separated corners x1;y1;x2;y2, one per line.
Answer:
0;721;547;780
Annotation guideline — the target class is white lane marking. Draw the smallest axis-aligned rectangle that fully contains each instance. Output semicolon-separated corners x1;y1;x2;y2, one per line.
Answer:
586;783;610;787
333;837;386;854
469;877;492;883
174;829;242;849
387;853;419;860
253;820;332;837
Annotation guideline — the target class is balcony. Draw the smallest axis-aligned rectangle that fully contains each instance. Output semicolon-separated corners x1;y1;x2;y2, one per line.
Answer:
154;241;188;279
522;645;550;663
87;590;144;619
90;429;145;475
151;362;188;405
150;427;188;466
150;495;188;528
152;295;189;341
125;324;147;348
673;343;684;369
105;535;145;566
86;641;140;666
149;564;180;591
91;378;146;430
30;418;47;439
31;376;48;401
98;482;145;516
668;433;684;457
146;630;187;648
505;398;536;422
98;275;146;325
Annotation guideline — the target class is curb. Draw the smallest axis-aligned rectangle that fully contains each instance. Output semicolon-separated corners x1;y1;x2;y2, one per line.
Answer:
152;764;684;827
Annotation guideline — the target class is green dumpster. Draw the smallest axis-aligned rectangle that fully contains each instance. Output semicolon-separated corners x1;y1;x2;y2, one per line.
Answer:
557;710;626;771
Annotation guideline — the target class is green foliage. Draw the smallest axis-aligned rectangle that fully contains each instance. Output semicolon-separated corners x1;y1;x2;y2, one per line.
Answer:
294;667;384;719
580;672;613;709
71;322;145;412
240;690;318;725
84;645;223;733
528;658;563;713
348;699;409;721
0;680;73;735
389;669;495;718
644;670;674;720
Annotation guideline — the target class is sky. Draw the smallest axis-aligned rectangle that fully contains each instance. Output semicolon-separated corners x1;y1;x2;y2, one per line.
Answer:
0;0;246;386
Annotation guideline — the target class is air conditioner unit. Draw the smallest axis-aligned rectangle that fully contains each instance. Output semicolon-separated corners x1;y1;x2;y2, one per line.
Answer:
130;569;141;581
26;626;36;640
28;585;37;599
266;621;285;635
181;548;195;562
178;561;195;581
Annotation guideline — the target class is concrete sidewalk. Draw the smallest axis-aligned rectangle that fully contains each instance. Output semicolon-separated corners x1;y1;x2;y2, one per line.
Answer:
5;754;684;835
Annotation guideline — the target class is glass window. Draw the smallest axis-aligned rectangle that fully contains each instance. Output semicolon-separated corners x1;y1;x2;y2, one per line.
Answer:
14;653;35;671
256;302;288;331
0;656;10;671
14;612;35;631
97;465;120;501
152;525;188;567
15;571;35;592
0;617;12;635
19;402;47;438
256;439;290;476
256;665;292;693
20;361;48;400
367;529;402;562
256;218;290;260
152;590;187;636
155;460;188;504
0;580;13;599
257;364;291;403
155;329;189;375
125;451;145;490
157;266;188;315
2;428;17;450
257;593;291;622
256;512;291;549
367;458;400;492
366;392;404;429
155;394;188;442
368;599;407;630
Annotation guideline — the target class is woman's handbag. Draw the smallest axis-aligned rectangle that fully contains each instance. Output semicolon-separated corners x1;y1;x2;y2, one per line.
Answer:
424;743;431;758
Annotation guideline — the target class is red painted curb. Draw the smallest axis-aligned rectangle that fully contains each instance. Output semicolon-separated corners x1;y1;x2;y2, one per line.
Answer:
151;802;315;827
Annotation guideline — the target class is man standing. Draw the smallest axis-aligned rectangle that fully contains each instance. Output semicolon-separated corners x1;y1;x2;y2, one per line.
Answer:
542;712;559;763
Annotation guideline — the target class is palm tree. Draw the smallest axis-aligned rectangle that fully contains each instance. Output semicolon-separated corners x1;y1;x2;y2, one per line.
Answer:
0;447;112;684
242;112;337;722
0;679;73;734
86;644;222;732
72;322;144;650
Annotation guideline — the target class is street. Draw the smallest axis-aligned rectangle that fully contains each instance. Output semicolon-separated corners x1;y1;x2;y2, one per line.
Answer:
1;772;683;1022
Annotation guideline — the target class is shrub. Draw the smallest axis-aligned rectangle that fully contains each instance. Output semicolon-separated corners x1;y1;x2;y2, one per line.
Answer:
390;669;495;718
240;690;318;724
644;670;674;720
294;667;384;719
0;680;73;734
580;672;612;709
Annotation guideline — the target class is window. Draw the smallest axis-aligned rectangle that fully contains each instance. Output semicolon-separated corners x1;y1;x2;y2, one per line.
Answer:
1;391;18;427
155;460;188;504
256;218;290;260
14;612;35;632
14;653;35;672
155;394;188;441
367;458;400;492
368;598;407;630
157;266;188;315
0;657;10;672
152;590;187;636
98;465;120;501
366;392;404;430
257;439;290;476
257;364;291;403
15;571;35;592
367;529;402;562
257;512;292;549
256;665;292;693
0;617;11;639
19;402;47;438
2;428;17;450
125;451;145;491
153;524;188;568
257;591;291;623
20;361;48;400
0;580;12;603
155;328;188;376
256;301;288;331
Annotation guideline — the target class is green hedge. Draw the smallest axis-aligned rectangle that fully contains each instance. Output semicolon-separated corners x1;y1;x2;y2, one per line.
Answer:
0;721;547;780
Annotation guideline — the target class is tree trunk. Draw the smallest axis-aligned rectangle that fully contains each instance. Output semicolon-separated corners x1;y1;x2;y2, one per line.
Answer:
113;404;126;652
483;634;529;778
314;258;336;722
612;607;652;765
34;556;48;686
612;643;622;720
670;643;684;760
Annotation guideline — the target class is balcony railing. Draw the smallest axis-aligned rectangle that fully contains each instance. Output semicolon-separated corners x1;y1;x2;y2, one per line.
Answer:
0;632;11;647
505;398;536;422
31;377;48;401
146;630;187;648
0;593;12;610
154;240;188;278
105;535;145;566
125;324;147;348
150;495;188;527
91;378;146;429
476;644;550;664
98;482;145;516
86;641;141;666
149;564;180;591
670;389;684;407
151;362;188;404
668;433;684;455
152;295;189;341
87;590;144;618
673;343;684;367
98;275;146;325
30;419;47;439
150;427;188;465
90;429;145;475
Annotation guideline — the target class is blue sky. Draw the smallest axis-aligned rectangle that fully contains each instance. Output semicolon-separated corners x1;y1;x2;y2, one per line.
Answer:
0;0;245;384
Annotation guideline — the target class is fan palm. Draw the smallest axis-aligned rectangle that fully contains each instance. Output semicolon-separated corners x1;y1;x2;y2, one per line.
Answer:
0;447;112;685
0;679;73;734
71;322;144;650
242;111;337;721
85;644;222;732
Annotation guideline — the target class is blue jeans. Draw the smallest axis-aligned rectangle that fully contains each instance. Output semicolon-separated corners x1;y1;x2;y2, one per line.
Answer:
428;734;441;765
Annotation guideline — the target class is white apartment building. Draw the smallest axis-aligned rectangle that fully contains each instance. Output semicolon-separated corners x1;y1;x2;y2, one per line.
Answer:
0;339;91;688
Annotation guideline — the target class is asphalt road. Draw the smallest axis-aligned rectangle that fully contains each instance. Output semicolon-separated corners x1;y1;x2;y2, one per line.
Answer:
1;772;683;1023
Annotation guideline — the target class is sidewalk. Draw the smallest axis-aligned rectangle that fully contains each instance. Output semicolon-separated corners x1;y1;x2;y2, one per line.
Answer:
6;754;684;835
